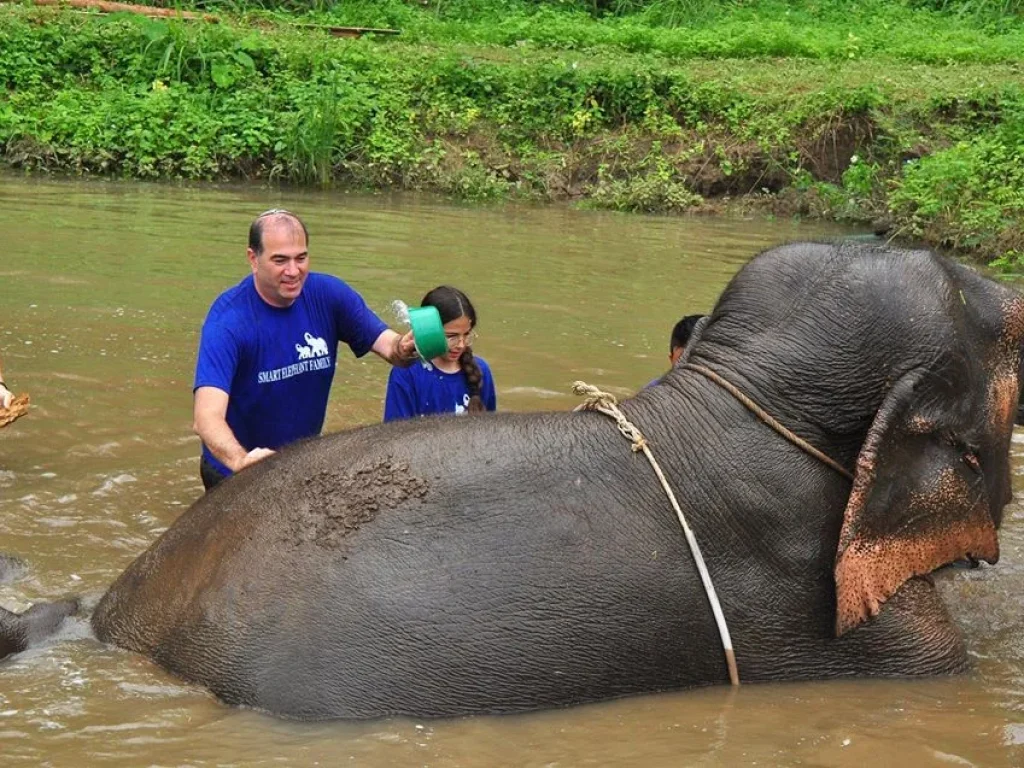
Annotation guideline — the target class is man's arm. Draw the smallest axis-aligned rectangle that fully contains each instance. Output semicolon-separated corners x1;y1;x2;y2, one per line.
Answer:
371;329;418;367
193;386;274;472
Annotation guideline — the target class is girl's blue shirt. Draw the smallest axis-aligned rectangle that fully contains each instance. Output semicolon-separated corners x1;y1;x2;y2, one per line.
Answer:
384;356;496;421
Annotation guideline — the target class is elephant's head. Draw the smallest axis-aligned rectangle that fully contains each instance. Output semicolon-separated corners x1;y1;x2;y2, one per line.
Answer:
691;242;1024;637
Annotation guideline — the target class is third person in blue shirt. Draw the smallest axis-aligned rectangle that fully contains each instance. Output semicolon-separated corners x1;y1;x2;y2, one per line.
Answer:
384;286;497;421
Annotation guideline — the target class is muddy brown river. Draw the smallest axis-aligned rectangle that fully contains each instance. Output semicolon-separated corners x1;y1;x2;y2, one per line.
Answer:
1;174;1021;766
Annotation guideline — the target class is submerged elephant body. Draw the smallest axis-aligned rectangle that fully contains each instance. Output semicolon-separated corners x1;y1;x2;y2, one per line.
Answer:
93;243;1023;719
0;602;79;661
0;554;78;662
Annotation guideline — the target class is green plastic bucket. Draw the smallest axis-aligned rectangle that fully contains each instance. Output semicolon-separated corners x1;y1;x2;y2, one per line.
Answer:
407;305;448;360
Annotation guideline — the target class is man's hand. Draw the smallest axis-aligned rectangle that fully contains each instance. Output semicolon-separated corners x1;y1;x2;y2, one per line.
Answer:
394;331;417;366
238;447;276;471
0;383;12;410
373;329;418;368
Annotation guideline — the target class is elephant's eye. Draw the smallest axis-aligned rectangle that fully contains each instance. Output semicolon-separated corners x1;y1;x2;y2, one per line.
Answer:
963;450;982;474
945;432;982;474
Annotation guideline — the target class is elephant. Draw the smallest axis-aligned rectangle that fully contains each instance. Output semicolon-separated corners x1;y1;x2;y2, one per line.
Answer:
1;553;78;662
91;242;1023;720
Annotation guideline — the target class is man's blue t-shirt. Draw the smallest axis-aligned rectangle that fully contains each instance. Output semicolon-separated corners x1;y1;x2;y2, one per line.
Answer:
194;272;388;477
383;357;497;422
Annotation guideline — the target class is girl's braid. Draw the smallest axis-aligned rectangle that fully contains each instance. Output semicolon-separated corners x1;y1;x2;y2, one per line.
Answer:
459;347;484;413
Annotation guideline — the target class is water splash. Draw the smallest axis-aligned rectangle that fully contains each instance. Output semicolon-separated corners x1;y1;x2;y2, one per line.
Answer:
389;300;411;326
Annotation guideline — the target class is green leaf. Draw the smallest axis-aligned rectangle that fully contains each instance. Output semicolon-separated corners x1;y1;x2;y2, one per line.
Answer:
232;50;255;71
211;63;235;89
139;18;169;43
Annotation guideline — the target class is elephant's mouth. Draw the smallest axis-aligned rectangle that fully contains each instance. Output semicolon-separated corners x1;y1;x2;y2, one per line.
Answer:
934;555;984;575
954;555;983;569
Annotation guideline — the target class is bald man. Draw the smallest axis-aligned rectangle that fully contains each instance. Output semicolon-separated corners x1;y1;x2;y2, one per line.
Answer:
192;209;417;490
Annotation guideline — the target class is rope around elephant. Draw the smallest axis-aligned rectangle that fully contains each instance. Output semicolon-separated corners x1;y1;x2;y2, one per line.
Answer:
572;380;741;687
681;363;854;482
572;363;858;687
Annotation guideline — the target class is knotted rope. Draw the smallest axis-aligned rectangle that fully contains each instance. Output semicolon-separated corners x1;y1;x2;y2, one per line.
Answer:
572;381;740;687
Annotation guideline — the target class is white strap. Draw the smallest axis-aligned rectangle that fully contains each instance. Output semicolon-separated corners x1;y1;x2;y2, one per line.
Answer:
573;381;740;687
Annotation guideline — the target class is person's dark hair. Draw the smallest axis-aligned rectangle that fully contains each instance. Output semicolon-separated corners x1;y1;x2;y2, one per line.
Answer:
671;314;706;353
248;209;309;256
421;285;484;413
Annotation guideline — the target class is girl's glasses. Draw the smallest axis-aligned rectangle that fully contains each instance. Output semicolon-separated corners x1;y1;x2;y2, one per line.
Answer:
445;330;478;349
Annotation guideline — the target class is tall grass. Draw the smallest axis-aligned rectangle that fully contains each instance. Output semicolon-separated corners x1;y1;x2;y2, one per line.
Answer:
907;0;1024;16
573;0;1024;20
295;0;1024;63
114;0;1024;25
103;1;1024;61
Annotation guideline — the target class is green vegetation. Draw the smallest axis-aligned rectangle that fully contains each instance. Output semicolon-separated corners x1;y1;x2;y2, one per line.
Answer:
1;0;1024;266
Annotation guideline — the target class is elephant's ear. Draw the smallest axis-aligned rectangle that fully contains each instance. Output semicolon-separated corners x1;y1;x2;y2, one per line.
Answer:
833;372;1000;636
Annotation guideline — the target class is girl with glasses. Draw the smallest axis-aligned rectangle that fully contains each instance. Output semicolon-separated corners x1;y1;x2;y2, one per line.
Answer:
384;286;497;422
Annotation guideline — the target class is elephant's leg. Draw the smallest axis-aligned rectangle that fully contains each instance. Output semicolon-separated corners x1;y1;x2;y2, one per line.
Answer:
0;599;79;661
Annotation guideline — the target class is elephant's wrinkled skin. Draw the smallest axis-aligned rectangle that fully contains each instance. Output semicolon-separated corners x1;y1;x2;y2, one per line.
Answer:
93;243;1023;719
1;554;78;661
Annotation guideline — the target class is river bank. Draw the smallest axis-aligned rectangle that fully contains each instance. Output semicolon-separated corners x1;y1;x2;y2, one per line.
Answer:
1;1;1023;265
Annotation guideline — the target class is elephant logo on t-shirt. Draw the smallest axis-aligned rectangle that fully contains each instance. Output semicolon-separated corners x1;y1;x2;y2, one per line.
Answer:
295;332;329;361
454;394;470;415
304;332;330;358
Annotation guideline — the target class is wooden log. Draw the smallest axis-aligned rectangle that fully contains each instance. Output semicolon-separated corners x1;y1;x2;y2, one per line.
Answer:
1;0;219;23
2;0;401;36
0;394;30;429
